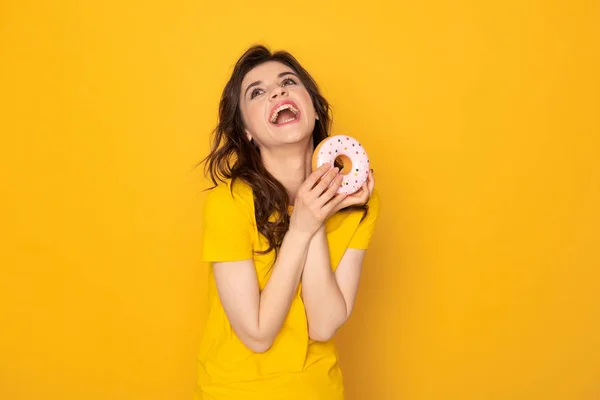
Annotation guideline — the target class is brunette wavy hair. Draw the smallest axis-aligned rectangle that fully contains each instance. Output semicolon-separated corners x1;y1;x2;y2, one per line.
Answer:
200;45;367;255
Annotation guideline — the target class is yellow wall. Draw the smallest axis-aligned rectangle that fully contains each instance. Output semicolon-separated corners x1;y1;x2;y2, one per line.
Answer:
2;1;599;399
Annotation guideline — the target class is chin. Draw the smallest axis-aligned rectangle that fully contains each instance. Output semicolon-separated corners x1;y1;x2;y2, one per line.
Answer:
267;121;312;145
280;128;313;145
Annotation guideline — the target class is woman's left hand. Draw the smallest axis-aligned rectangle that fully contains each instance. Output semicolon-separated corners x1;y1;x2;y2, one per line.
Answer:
331;169;375;214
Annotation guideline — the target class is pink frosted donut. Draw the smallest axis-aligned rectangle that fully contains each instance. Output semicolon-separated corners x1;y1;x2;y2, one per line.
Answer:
312;134;370;195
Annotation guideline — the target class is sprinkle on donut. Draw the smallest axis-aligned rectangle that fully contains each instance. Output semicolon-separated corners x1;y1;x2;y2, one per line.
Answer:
311;134;370;195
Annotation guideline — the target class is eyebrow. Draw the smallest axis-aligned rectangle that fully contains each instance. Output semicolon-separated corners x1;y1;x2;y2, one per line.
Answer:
244;71;298;98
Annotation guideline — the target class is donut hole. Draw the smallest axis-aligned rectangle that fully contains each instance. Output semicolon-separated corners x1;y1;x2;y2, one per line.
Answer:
334;155;353;175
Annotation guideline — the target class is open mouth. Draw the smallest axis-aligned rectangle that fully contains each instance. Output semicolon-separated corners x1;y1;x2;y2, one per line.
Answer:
269;101;300;126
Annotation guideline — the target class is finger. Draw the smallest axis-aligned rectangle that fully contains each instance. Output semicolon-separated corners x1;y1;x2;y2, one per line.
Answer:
335;191;364;210
342;184;369;206
302;163;332;191
310;167;339;199
322;190;348;215
348;183;367;200
367;170;375;196
317;173;343;206
358;182;370;204
329;196;350;214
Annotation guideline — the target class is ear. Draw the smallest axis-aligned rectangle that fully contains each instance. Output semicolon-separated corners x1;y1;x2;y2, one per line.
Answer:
245;128;253;142
315;114;320;120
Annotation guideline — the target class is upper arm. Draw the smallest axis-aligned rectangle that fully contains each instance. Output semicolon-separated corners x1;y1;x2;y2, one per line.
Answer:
334;248;366;318
201;185;254;263
337;190;380;316
348;189;380;250
201;184;267;351
212;259;267;352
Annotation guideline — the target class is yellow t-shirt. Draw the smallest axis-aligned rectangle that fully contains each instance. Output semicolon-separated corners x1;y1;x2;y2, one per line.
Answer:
196;179;380;400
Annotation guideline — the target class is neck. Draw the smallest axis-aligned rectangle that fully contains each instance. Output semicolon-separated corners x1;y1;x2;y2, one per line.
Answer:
260;140;314;204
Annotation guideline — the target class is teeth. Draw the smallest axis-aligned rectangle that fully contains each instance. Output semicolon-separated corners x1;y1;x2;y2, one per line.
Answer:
270;103;299;123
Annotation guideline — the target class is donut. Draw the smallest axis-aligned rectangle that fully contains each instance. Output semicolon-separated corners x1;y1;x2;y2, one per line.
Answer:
312;134;370;195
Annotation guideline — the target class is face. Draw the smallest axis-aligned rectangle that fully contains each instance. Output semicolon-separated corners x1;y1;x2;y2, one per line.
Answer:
239;61;318;149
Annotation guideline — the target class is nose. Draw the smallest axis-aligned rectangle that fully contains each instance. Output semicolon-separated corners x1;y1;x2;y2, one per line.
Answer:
270;86;287;100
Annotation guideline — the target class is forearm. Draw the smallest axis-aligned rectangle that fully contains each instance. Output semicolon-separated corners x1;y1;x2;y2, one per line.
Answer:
301;226;348;341
253;228;312;348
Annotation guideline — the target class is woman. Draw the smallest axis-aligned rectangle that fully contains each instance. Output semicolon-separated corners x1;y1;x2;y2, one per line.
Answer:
196;45;380;400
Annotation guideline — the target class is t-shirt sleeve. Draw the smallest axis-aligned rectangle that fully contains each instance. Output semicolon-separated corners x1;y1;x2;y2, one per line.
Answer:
201;184;254;262
348;189;381;250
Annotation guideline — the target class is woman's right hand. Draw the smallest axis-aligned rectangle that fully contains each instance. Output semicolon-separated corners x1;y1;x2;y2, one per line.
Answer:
289;163;346;237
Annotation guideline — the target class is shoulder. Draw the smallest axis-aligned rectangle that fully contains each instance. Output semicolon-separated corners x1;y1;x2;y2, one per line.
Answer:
203;178;255;220
328;189;380;234
201;179;255;261
340;188;381;250
361;188;381;225
204;178;253;205
367;188;381;214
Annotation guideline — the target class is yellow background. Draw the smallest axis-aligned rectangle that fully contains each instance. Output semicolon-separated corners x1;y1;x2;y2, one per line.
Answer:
1;1;599;399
